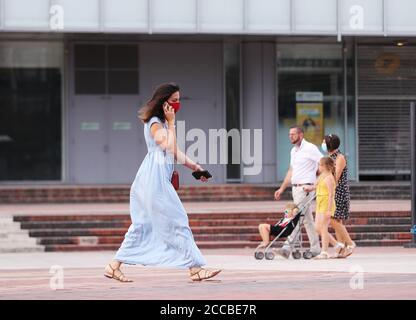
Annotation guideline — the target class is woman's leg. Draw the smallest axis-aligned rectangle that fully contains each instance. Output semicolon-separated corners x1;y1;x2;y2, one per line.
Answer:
258;224;271;246
331;219;354;246
330;218;344;243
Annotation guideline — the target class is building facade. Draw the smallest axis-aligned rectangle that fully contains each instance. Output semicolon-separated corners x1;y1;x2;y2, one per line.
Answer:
0;0;415;185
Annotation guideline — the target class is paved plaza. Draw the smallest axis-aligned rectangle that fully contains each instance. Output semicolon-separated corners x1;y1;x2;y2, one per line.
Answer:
1;247;415;300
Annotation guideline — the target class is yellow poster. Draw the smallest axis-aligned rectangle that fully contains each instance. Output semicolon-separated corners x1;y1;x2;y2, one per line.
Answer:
296;103;323;145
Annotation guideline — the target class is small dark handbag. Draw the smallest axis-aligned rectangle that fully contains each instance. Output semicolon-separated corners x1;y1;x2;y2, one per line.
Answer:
171;170;179;190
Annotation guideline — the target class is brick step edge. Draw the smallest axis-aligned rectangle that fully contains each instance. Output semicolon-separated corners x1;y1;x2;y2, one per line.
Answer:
29;226;412;237
14;211;412;222
36;232;413;245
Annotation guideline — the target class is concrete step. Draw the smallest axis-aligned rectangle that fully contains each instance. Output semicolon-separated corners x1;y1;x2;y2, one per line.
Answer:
1;238;40;246
0;224;24;232
0;217;45;253
0;246;44;253
0;231;31;240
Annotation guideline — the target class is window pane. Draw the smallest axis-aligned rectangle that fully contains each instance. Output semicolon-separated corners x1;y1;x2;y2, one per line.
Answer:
108;45;138;69
225;42;241;180
75;70;106;94
108;70;138;94
74;44;105;69
277;43;344;180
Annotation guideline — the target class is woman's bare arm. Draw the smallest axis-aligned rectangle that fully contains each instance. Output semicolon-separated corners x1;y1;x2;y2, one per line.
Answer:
335;154;346;183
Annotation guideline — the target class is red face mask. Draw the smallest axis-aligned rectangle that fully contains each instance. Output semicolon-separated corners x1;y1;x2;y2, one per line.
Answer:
169;101;181;113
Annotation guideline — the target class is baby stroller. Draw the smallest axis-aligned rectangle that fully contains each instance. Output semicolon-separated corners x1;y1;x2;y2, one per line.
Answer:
254;193;316;260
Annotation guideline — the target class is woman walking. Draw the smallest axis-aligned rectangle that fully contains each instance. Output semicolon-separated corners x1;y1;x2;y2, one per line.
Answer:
322;134;356;258
104;83;221;282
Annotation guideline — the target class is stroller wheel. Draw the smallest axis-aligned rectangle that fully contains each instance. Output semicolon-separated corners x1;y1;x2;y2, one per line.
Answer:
265;252;275;260
254;251;265;260
303;251;313;259
292;251;302;260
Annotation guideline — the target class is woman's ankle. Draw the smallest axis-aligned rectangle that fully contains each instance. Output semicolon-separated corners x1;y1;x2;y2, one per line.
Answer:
347;241;356;248
189;267;201;273
109;260;121;270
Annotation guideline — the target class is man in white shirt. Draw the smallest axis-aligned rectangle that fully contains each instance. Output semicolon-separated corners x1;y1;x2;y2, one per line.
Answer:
274;126;323;259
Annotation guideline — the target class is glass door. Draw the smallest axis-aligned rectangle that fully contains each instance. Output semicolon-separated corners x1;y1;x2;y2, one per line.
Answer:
0;41;63;181
276;42;356;180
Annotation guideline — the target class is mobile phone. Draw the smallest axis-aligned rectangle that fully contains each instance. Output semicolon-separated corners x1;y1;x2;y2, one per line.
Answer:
192;170;212;180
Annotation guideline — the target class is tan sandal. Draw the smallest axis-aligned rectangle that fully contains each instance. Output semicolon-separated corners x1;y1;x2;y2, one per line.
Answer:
313;252;330;260
104;264;133;283
190;268;221;281
341;242;356;258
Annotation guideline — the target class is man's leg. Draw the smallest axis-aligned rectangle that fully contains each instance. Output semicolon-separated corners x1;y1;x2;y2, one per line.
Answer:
297;189;321;254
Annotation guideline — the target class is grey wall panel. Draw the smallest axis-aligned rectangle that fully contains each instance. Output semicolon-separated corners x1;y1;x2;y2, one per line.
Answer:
386;0;416;35
261;42;277;184
242;42;277;184
139;42;224;185
4;0;49;29
293;0;337;33
103;0;147;31
242;43;263;183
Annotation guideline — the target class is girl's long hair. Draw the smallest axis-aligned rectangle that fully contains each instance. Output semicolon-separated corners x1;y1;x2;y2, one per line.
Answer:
320;156;336;178
138;82;180;123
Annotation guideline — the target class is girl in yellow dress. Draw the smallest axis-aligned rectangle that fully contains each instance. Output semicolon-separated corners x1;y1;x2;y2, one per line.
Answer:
304;157;340;259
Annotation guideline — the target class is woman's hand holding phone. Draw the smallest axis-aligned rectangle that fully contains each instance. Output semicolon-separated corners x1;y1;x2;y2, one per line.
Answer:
193;164;210;182
163;102;175;125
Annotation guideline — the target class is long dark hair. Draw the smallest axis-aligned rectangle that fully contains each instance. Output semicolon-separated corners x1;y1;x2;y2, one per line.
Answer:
138;83;180;123
324;134;341;152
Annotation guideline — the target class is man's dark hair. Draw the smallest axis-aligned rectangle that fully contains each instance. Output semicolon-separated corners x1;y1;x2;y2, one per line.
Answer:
289;125;304;134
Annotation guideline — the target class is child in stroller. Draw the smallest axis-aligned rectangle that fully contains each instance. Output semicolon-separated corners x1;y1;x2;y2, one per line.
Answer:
256;203;299;253
254;194;316;260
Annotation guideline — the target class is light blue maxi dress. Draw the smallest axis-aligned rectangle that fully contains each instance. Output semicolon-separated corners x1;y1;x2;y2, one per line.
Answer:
114;116;206;268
